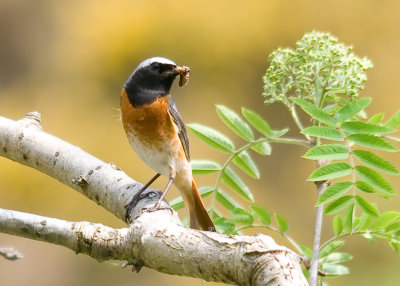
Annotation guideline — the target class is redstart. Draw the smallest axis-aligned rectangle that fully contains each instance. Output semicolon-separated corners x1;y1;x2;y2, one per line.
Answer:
121;57;215;231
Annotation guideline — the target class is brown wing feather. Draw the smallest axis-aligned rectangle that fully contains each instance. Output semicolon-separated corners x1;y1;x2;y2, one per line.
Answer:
168;97;190;161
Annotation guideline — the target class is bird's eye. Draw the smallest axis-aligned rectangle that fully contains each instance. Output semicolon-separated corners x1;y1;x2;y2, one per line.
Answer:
151;62;161;71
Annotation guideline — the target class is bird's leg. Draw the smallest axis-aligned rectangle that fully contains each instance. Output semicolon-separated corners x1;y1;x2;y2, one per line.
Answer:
153;176;175;209
125;173;161;222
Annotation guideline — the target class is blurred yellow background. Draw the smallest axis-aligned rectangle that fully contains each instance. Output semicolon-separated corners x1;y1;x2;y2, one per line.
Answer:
1;0;400;285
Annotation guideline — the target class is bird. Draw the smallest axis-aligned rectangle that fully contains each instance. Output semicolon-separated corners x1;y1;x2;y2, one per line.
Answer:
120;57;215;232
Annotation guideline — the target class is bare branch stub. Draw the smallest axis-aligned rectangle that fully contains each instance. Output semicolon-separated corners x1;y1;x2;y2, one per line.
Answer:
0;247;24;261
23;111;42;129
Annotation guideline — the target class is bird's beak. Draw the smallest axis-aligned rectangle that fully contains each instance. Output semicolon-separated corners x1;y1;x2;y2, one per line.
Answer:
175;66;190;87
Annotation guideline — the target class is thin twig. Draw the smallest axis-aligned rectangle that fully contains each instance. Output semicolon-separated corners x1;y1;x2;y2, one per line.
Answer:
309;180;329;286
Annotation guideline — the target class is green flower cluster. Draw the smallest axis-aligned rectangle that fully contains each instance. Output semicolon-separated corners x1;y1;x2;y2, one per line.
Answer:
263;32;373;107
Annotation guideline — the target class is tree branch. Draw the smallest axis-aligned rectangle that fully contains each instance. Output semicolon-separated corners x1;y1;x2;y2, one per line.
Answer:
0;112;308;285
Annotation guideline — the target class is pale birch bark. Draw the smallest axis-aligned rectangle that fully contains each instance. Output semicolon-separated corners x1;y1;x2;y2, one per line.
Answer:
0;112;308;286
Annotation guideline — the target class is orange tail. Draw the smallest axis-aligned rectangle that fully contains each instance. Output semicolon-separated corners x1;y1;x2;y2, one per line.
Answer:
188;180;215;232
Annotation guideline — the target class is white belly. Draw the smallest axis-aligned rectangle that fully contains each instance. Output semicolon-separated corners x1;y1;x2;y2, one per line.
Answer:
127;132;172;178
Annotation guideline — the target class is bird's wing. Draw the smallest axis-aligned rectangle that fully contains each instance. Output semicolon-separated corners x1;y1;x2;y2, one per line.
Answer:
168;97;190;161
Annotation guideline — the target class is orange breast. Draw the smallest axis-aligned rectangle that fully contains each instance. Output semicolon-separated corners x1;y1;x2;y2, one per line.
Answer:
120;89;176;145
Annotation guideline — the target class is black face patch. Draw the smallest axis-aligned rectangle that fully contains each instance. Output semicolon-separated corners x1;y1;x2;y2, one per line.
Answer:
150;62;161;73
150;62;176;75
124;62;179;107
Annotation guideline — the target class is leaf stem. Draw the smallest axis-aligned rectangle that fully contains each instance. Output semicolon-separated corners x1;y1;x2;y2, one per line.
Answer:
339;127;356;187
319;230;394;250
210;137;310;209
268;136;311;147
289;105;311;141
318;65;333;108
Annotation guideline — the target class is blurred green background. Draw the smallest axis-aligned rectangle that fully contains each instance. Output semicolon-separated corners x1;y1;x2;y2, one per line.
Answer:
1;0;400;285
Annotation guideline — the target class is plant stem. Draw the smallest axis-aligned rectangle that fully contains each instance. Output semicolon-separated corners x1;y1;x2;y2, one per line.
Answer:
309;180;329;286
319;232;356;250
268;136;311;147
319;230;393;250
340;127;357;222
318;65;333;108
289;106;311;141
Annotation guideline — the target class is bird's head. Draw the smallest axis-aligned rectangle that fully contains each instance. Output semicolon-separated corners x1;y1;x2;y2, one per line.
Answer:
124;57;190;104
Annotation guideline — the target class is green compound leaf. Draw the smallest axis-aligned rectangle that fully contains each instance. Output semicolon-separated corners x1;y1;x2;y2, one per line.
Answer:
355;165;395;195
320;240;345;258
304;144;349;161
241;108;272;136
320;252;353;264
221;167;254;201
169;198;185;211
355;195;379;217
191;160;221;175
386;221;400;233
389;242;400;253
343;204;355;233
352;150;399;175
233;151;260;179
321;264;350;276
270;128;289;138
213;217;235;234
226;208;254;225
170;186;214;211
347;134;398;152
216;188;243;211
188;123;235;153
251;141;272;155
324;196;354;215
368;113;385;124
301;126;344;141
355;181;376;193
384;110;400;130
341;121;393;135
372;211;400;230
216;105;254;141
353;216;360;230
211;209;223;220
332;216;343;235
299;244;313;261
316;181;353;206
275;213;289;233
334;97;372;122
292;98;336;127
250;205;272;226
308;162;352;181
357;212;375;231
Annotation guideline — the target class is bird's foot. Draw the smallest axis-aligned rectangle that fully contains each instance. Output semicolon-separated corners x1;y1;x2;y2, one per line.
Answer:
145;199;174;215
124;187;146;223
122;258;143;273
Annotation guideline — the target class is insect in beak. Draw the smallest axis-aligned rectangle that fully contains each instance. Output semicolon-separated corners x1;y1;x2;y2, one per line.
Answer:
175;66;190;87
